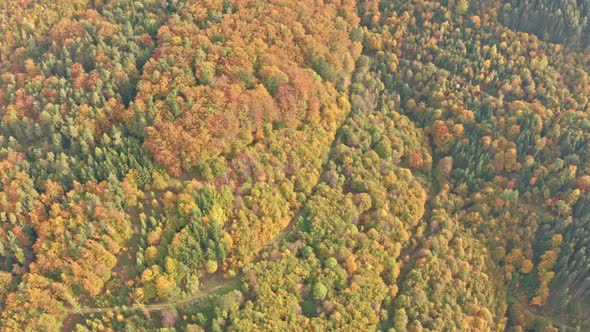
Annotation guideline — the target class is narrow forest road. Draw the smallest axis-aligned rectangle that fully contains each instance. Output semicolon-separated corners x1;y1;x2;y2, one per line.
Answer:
70;275;240;315
66;176;309;316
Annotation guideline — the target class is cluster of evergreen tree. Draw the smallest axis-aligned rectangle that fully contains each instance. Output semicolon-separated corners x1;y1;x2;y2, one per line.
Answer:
503;0;590;48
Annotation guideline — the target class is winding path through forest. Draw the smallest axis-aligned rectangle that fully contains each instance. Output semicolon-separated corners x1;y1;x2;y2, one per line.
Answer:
69;274;239;315
65;175;321;316
66;175;318;316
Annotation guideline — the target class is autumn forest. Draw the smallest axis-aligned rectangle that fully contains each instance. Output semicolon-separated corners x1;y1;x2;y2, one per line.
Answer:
1;0;590;331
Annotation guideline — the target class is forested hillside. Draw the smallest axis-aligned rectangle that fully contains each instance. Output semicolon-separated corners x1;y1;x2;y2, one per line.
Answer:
1;0;590;331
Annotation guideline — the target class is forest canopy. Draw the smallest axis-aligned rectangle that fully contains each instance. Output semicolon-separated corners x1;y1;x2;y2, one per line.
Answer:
1;0;590;331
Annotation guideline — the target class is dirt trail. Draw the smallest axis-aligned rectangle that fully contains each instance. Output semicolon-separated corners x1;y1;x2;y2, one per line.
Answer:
69;274;239;315
66;205;295;316
66;156;329;316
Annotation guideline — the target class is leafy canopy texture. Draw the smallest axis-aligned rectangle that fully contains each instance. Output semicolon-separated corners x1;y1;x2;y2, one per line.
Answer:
1;0;590;331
